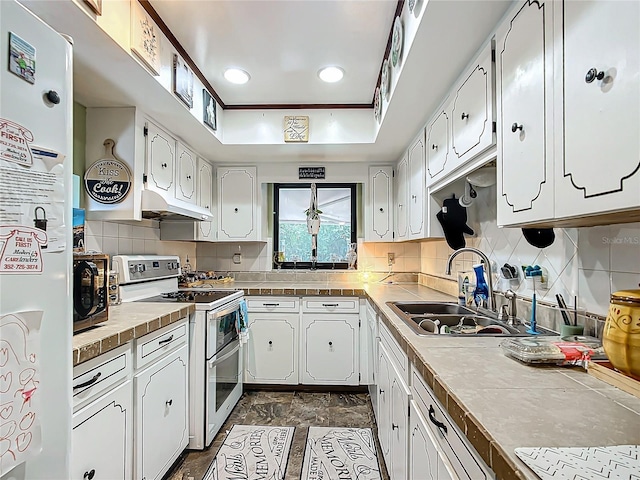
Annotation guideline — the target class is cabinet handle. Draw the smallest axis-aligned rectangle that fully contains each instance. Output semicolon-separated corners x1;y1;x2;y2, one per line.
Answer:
263;303;280;307
234;208;238;212
398;204;403;208
329;341;333;346
379;388;384;395
511;123;523;133
166;399;173;406
268;340;273;345
585;67;605;83
428;405;448;435
392;423;399;430
161;163;167;168
412;194;417;200
461;112;469;120
322;303;339;307
84;470;95;480
431;144;438;150
158;335;173;345
379;207;384;212
73;372;101;390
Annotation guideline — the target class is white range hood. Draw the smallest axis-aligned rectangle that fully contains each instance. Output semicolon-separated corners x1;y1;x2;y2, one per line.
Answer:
141;189;213;221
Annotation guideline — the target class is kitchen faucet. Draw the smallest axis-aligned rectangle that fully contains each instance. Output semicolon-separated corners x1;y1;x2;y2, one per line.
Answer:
445;247;496;312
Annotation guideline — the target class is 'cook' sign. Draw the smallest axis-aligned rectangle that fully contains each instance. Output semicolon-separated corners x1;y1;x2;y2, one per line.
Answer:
84;139;132;204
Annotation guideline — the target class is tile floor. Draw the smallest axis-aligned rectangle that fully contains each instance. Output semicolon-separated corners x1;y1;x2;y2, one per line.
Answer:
165;390;390;480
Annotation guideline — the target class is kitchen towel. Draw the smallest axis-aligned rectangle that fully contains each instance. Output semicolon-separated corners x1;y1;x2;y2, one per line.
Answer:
515;445;640;479
436;195;475;250
300;427;381;480
203;425;294;480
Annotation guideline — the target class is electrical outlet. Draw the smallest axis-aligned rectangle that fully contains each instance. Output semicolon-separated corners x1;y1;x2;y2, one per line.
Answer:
387;253;395;265
232;253;242;264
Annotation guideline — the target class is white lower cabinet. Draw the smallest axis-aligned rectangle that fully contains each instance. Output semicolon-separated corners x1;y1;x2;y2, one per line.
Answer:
134;344;189;480
409;400;455;480
301;313;359;385
245;313;298;384
72;380;133;480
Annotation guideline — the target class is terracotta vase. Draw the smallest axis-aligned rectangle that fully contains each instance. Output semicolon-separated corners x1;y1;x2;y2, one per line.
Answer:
602;289;640;378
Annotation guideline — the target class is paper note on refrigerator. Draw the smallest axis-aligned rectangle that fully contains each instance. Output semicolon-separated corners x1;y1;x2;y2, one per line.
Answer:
0;311;43;476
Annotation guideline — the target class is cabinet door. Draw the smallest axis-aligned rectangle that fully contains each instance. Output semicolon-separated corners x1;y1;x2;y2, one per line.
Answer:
367;166;394;242
451;42;494;163
496;0;555;226
409;401;454;480
301;314;359;385
145;121;175;195
555;0;640;218
217;166;258;241
175;142;196;203
135;345;189;480
245;314;298;384
389;367;410;480
72;380;133;480
408;134;425;238
197;159;214;240
376;345;392;460
426;110;449;185
395;155;408;241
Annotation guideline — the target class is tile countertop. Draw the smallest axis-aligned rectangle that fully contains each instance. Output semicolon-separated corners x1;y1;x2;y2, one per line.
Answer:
71;280;640;480
72;303;195;367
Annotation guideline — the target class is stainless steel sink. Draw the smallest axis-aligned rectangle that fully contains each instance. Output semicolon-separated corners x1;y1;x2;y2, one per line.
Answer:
386;301;555;337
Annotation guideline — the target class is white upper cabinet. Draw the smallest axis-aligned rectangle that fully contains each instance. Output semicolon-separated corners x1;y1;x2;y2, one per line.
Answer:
451;42;495;164
175;142;196;204
496;0;555;226
554;0;640;220
146;120;175;196
426;106;450;186
395;155;409;241
408;132;426;239
366;166;394;242
217;166;260;241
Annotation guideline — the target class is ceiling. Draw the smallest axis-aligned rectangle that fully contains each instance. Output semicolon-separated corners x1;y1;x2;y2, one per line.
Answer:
149;0;398;106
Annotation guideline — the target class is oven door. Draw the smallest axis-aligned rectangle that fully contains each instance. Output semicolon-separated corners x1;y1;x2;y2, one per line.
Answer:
206;300;240;357
205;339;242;446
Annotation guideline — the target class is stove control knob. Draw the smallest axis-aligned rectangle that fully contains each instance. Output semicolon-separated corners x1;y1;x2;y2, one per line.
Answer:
140;264;146;272
129;264;136;274
167;262;172;270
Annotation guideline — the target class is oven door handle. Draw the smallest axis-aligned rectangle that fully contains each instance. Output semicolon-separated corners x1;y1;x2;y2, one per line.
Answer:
208;342;241;368
210;300;241;320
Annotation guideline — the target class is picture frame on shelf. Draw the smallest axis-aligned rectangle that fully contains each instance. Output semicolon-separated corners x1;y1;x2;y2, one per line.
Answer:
83;0;102;15
130;0;161;76
173;54;194;109
203;89;217;131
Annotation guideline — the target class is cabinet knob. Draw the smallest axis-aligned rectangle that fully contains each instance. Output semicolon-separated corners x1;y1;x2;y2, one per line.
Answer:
234;208;238;212
511;123;523;133
45;90;61;105
187;175;191;179
166;399;173;406
379;388;384;395
585;67;605;83
161;163;168;168
268;340;273;345
431;144;438;150
205;205;210;209
379;207;384;212
461;112;469;120
392;423;399;430
84;470;95;480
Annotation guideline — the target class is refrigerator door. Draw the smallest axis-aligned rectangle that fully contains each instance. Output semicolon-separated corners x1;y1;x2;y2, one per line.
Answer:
0;1;72;478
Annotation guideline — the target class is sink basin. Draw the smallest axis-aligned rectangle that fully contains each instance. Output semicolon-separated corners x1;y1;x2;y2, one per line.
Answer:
386;301;555;337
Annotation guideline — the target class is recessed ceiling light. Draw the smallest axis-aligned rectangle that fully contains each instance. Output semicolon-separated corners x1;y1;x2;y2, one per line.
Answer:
224;68;250;85
318;66;344;83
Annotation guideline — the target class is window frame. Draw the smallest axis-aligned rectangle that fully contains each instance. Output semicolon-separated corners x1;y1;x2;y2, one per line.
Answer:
273;182;357;270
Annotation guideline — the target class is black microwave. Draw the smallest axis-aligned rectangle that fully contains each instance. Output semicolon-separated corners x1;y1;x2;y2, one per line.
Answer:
73;253;109;333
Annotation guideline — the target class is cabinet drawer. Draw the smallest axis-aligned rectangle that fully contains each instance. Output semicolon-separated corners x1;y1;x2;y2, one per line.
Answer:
73;343;131;411
411;368;492;480
246;296;299;312
135;319;188;370
302;297;359;313
379;321;409;385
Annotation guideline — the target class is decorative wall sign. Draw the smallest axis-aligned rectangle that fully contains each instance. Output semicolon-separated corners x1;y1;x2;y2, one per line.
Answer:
84;139;132;204
299;166;325;179
284;115;309;143
130;0;160;76
8;32;36;84
202;89;217;131
83;0;102;15
173;54;194;109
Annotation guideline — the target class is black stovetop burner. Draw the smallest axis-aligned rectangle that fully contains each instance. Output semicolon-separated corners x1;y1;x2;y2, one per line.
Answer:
141;290;238;303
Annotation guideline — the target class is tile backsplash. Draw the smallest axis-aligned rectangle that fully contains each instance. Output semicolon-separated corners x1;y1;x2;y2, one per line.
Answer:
420;185;640;316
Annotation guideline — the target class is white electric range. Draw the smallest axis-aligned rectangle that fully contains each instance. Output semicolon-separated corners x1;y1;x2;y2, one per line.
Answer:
113;255;244;450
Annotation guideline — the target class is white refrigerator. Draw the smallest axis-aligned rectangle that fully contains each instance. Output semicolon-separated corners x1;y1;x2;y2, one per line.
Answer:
0;1;72;479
